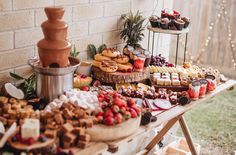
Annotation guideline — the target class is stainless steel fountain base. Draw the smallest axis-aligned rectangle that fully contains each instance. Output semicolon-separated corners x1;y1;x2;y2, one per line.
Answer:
29;57;80;102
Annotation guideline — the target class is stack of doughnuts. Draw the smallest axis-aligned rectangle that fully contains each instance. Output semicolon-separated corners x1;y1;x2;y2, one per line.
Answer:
92;48;134;73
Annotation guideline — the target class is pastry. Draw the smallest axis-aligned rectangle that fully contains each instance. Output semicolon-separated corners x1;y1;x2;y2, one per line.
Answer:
113;54;129;64
74;74;92;88
156;78;164;85
92;60;101;68
181;17;190;28
94;54;111;62
164;79;171;86
117;63;133;72
174;19;185;30
172;80;180;86
160;18;170;29
149;15;160;28
102;48;120;58
99;60;118;73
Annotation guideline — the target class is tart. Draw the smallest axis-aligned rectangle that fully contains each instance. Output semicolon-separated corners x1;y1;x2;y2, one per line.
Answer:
174;19;185;30
99;60;118;73
160;18;170;29
92;60;101;68
117;63;133;72
102;48;120;58
94;54;111;62
113;54;129;64
74;74;92;88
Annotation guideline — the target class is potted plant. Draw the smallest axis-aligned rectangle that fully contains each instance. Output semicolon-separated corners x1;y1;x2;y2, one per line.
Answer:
120;11;145;50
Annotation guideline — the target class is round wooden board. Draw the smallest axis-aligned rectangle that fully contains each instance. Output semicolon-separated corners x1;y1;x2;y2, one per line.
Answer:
147;25;189;35
86;116;141;142
8;138;55;151
92;67;150;84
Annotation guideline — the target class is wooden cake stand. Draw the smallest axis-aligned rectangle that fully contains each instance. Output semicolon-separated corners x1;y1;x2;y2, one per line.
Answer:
92;67;150;84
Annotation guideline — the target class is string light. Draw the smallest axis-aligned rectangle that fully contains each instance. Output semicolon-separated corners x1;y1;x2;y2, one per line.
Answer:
177;0;235;70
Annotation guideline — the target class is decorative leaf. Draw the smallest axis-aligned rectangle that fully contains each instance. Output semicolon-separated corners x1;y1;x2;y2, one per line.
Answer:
87;44;97;59
97;44;107;53
10;72;25;80
70;45;80;58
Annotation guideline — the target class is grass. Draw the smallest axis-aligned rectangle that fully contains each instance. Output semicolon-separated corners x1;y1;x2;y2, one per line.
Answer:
177;88;236;155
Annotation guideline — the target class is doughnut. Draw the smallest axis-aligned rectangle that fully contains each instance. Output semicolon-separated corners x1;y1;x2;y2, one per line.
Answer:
94;54;111;62
99;60;118;73
102;48;120;58
113;54;129;64
117;63;133;72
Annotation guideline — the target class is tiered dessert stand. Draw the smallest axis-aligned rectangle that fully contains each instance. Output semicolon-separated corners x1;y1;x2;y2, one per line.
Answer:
147;26;189;66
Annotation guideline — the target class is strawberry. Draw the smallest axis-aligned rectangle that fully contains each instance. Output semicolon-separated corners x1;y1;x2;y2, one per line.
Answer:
98;94;105;102
114;98;127;107
97;111;104;117
114;113;123;124
104;95;111;103
101;102;108;109
104;116;114;126
130;109;138;118
97;115;104;123
104;109;114;118
111;105;120;113
119;106;126;114
113;93;118;99
26;137;35;145
131;107;141;116
124;111;131;120
127;98;136;106
81;86;90;91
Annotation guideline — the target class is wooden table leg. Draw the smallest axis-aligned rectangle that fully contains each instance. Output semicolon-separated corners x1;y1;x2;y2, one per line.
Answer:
179;116;197;155
136;114;182;155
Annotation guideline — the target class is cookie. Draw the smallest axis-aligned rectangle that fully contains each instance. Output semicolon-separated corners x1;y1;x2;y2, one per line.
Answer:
113;54;129;64
102;48;120;58
99;60;118;73
94;54;111;62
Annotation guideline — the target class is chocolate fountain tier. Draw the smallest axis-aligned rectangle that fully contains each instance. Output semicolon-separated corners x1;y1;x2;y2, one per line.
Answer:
38;39;71;67
45;7;64;21
41;21;68;40
29;57;81;102
37;6;71;68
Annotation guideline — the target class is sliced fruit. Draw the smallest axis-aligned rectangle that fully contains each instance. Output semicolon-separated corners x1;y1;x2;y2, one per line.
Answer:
1;83;24;99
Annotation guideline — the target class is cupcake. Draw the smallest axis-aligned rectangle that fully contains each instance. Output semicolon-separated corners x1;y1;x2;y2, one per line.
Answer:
174;19;185;30
169;19;177;30
160;18;170;29
149;15;160;28
181;17;190;28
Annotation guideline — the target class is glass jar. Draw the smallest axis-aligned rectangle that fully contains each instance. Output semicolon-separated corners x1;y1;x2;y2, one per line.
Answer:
188;80;201;100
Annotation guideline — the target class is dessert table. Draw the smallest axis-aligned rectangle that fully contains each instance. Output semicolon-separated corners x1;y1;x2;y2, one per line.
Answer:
72;79;236;155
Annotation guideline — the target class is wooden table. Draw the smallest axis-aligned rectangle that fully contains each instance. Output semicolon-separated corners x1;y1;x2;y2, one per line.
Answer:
75;80;236;155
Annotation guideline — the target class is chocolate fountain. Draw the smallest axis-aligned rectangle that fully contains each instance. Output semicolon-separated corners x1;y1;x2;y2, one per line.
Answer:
29;7;80;102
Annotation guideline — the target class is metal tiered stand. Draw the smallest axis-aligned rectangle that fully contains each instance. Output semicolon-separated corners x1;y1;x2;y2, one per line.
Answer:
147;26;189;66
